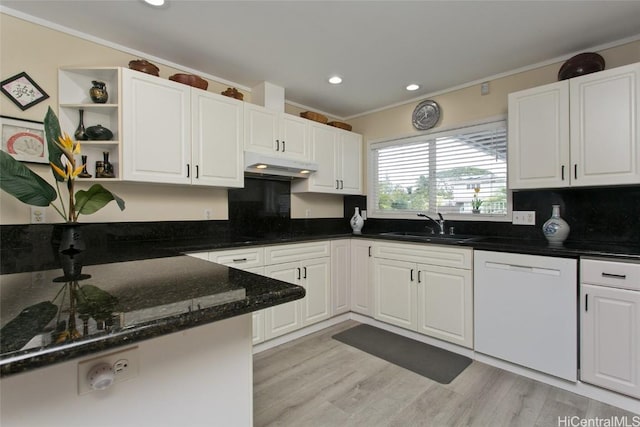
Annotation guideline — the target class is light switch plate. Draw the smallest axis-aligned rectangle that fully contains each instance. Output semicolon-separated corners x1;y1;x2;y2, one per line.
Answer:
512;211;536;225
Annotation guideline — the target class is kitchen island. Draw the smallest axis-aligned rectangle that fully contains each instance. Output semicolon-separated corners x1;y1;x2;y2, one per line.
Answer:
0;242;305;427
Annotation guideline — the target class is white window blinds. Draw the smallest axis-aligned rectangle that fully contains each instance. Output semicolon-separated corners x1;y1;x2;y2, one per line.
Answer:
371;120;507;217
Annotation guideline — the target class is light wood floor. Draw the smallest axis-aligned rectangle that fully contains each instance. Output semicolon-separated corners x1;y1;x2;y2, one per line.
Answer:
254;320;637;427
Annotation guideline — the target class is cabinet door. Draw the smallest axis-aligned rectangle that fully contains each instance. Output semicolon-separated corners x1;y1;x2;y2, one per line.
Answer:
244;103;278;154
338;131;363;194
570;63;640;186
301;258;331;326
122;69;191;184
373;258;416;330
307;123;339;192
350;239;373;316
581;284;640;398
264;262;302;340
192;90;244;187
507;81;570;189
417;264;473;348
279;114;309;161
331;240;351;315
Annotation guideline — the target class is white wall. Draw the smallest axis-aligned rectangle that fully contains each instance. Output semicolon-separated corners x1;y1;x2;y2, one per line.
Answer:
0;315;253;427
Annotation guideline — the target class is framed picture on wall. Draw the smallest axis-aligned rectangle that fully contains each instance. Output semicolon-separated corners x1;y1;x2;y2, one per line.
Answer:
1;72;50;111
0;115;48;164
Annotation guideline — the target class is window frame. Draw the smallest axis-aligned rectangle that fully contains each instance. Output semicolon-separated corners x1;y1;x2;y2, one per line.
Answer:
366;116;512;222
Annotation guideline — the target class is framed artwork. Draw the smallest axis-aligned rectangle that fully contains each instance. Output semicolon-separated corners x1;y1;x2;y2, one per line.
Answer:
0;115;48;164
1;72;50;111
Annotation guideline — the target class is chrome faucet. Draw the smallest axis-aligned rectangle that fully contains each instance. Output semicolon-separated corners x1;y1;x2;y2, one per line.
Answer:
417;212;445;235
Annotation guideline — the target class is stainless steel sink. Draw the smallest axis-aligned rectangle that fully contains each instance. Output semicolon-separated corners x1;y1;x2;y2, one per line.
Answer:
378;231;479;243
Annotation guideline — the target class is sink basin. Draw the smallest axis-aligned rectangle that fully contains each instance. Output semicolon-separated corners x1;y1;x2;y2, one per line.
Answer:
378;231;479;243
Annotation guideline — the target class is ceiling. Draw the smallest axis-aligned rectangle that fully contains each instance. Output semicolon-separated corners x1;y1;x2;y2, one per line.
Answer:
3;1;640;118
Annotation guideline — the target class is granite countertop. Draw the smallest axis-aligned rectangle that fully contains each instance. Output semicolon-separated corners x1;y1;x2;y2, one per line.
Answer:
0;245;305;377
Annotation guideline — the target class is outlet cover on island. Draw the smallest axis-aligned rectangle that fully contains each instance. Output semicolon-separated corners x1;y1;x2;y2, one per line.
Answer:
512;211;536;225
30;206;45;223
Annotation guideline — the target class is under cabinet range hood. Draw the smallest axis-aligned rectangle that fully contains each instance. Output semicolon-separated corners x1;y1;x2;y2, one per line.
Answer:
244;151;318;179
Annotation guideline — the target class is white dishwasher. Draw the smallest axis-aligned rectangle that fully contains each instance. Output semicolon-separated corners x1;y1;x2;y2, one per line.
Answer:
474;250;578;381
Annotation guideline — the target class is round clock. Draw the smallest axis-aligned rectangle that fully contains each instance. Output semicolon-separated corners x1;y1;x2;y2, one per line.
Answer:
412;100;440;130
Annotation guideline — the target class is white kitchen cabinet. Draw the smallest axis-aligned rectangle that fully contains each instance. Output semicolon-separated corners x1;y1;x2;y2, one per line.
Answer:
508;62;640;189
417;264;473;348
331;240;351;315
299;257;331;326
373;241;473;347
122;68;243;187
264;262;302;340
244;103;309;161
244;266;266;345
580;258;640;398
58;67;122;180
350;239;373;316
292;122;363;195
374;257;417;330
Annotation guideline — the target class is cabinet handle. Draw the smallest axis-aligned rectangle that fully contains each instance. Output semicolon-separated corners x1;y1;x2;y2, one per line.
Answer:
585;294;588;312
418;270;421;283
282;140;286;152
232;258;248;262
410;269;414;282
187;164;190;178
276;139;280;151
602;272;627;280
368;246;372;257
303;266;307;279
336;180;340;189
561;165;565;180
196;165;199;179
297;267;301;280
574;164;578;180
340;180;344;189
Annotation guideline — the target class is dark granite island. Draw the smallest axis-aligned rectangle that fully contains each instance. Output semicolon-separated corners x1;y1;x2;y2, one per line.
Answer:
0;247;304;427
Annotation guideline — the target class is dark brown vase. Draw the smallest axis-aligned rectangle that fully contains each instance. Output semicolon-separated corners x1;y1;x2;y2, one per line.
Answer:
74;109;88;141
89;80;108;103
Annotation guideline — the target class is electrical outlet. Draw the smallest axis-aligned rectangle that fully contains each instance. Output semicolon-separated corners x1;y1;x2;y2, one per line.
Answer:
78;346;139;395
512;210;536;225
361;210;367;220
30;206;45;223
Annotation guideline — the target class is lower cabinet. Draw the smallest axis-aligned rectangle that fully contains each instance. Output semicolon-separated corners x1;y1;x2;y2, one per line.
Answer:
373;242;474;348
331;240;351;315
580;258;640;398
350;239;373;316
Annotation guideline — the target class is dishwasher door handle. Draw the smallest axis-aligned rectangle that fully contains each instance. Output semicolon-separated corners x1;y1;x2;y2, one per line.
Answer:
484;261;561;276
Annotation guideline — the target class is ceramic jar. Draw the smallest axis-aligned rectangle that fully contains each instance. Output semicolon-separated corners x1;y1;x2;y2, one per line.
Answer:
542;204;570;246
350;207;364;234
89;80;108;103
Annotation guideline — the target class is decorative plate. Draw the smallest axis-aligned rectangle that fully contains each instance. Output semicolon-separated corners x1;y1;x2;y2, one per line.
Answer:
412;100;440;130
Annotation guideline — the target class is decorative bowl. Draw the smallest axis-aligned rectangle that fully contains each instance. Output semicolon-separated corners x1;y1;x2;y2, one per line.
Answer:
558;53;605;80
128;59;160;76
327;121;352;131
169;73;208;90
221;87;244;100
85;124;113;141
300;111;328;124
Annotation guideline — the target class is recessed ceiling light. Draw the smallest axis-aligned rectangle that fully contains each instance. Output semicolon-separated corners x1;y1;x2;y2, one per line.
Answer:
256;164;268;169
328;76;343;85
406;84;420;91
300;170;310;174
143;0;165;6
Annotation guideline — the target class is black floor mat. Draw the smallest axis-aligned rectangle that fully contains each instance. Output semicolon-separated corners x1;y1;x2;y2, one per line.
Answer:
332;324;472;384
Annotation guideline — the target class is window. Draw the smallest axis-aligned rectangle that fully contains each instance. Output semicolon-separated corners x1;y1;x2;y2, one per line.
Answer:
369;119;508;219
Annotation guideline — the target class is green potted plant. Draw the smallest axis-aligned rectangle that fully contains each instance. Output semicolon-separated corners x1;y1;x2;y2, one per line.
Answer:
0;107;124;250
471;187;483;214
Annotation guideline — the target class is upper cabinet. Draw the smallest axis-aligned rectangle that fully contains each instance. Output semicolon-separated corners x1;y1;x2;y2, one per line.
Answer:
244;103;309;161
59;67;122;180
121;68;243;187
508;62;640;189
291;122;363;195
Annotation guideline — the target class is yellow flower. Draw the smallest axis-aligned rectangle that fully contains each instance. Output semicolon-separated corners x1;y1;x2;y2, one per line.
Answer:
474;186;480;194
50;161;84;181
54;133;81;159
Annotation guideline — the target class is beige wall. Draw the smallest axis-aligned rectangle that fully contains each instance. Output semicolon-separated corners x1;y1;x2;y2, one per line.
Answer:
349;40;640;194
2;12;639;224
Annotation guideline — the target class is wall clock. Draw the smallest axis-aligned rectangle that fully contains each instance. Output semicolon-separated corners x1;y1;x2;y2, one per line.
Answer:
412;100;440;130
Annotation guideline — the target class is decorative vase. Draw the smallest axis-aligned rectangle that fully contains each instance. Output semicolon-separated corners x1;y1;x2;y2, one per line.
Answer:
74;109;88;141
89;80;108;103
78;155;92;178
542;204;570;246
350;207;364;234
58;223;86;254
99;151;115;178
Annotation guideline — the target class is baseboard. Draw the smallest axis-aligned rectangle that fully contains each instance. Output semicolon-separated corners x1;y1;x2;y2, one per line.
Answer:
252;311;639;414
